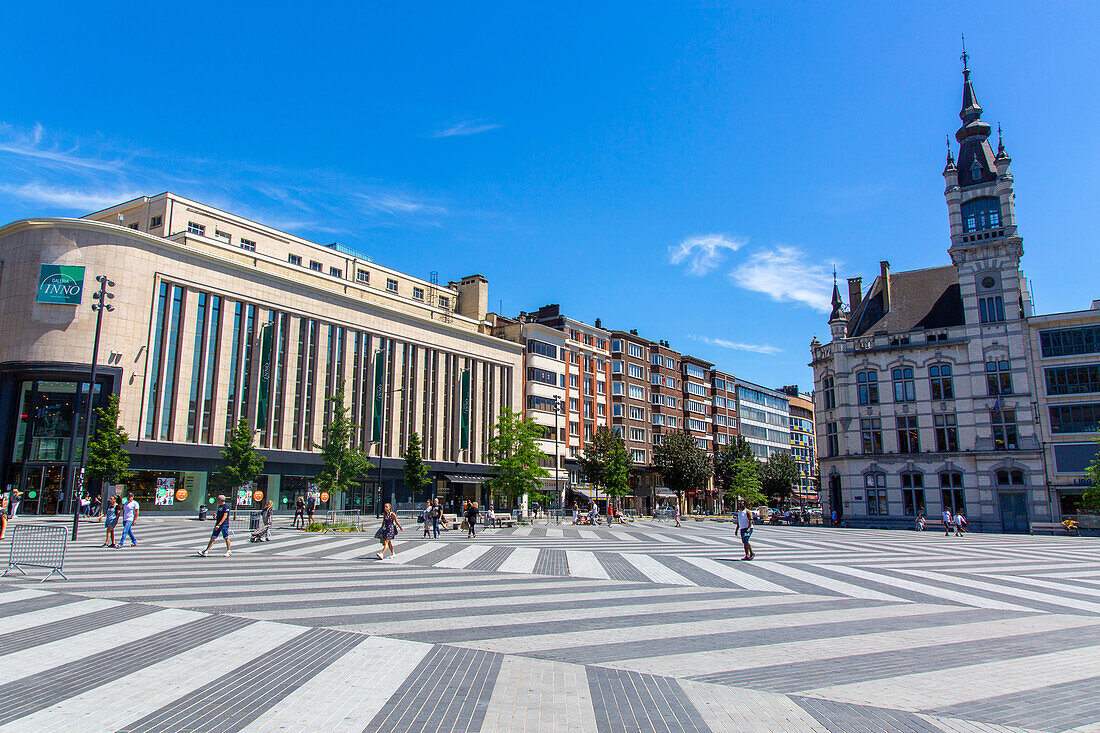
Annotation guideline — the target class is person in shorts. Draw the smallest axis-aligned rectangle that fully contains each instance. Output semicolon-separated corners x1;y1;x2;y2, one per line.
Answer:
199;495;233;557
737;501;755;561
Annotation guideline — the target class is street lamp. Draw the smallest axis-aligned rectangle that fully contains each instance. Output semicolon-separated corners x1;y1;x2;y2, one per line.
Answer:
72;275;114;541
553;395;563;515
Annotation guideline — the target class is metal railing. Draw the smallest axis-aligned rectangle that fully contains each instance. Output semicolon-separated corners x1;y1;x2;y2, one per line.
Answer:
4;524;68;581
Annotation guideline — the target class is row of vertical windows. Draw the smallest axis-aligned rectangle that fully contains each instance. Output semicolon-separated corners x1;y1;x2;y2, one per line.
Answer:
1040;325;1100;358
1045;365;1100;396
1049;404;1100;434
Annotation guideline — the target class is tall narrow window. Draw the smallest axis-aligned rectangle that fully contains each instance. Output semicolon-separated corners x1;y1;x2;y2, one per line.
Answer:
201;295;221;443
158;286;185;440
144;282;169;439
857;370;879;405
892;367;916;402
896;415;919;453
860;418;883;454
270;313;287;448
901;472;925;516
930;364;954;400
293;319;307;450
825;422;839;457
865;473;887;515
303;320;318;448
991;409;1018;450
822;376;835;410
225;302;242;435
934;413;958;451
186;292;207;442
979;296;1006;323
239;304;256;424
940;472;965;513
986;360;1013;395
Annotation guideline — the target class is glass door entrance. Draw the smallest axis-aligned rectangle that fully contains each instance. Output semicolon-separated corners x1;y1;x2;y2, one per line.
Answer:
21;465;68;515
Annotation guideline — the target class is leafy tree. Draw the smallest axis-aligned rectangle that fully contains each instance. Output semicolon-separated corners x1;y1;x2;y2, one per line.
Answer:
85;393;132;487
213;417;266;495
1083;433;1100;513
579;427;633;506
403;432;432;497
727;456;766;508
653;430;712;509
317;381;374;499
761;450;800;504
713;436;753;498
486;407;551;506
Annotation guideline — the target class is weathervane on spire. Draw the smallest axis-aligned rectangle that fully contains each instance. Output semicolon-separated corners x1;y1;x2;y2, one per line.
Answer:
961;33;969;74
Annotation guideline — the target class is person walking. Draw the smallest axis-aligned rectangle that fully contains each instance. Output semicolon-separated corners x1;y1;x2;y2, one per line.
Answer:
118;492;140;548
293;495;305;529
674;502;682;528
260;500;273;542
420;501;433;538
954;510;968;537
737;502;755;560
8;487;21;519
305;492;316;525
941;507;953;536
199;495;233;556
0;490;7;541
465;501;480;539
572;502;579;525
102;496;119;547
430;498;443;539
376;502;402;559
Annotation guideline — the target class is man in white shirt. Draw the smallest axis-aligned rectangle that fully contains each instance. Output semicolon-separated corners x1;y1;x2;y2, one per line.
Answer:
941;508;953;536
119;492;140;548
737;502;755;561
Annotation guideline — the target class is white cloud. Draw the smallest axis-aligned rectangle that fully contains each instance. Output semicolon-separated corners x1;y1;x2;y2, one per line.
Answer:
0;122;123;173
669;234;746;275
433;119;503;138
691;335;782;356
355;192;446;216
730;245;835;312
0;183;143;211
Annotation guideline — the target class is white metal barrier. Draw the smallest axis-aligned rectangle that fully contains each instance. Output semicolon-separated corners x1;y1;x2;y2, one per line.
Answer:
3;524;68;581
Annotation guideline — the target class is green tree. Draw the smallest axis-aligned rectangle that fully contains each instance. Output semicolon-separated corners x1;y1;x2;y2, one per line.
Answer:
727;456;766;508
317;381;374;499
403;432;432;497
579;427;633;506
653;430;712;509
486;407;551;506
85;393;132;487
713;436;753;498
1083;433;1100;513
761;450;800;505
213;417;266;496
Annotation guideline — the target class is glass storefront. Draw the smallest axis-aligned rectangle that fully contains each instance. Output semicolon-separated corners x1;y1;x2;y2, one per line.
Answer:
117;470;203;513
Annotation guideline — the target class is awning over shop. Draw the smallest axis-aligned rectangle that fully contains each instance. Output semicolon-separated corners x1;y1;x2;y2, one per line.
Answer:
443;474;492;484
567;487;591;500
656;488;677;499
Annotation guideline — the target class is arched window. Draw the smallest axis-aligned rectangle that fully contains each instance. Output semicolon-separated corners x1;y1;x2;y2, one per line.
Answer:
857;370;879;405
930;363;954;400
961;197;1002;233
892;367;915;402
970;159;983;182
864;472;887;515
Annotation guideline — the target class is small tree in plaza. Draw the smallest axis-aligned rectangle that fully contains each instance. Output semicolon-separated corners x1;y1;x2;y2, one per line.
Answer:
403;432;432;498
653;430;712;513
727;456;766;508
579;427;633;509
86;393;132;490
1082;432;1100;513
760;450;800;505
713;436;753;510
486;407;550;510
318;381;374;501
213;417;266;499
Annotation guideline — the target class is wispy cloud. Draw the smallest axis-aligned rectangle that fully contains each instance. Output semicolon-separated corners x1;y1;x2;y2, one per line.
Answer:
0;183;143;211
432;119;503;138
0;122;124;173
690;335;782;356
729;245;835;313
669;234;746;275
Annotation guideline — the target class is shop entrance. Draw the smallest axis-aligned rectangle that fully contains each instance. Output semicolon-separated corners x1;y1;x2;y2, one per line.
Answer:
20;464;68;515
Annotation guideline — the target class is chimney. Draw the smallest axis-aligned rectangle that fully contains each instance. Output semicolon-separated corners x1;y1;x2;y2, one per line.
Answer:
594;318;602;329
847;277;863;312
879;261;891;312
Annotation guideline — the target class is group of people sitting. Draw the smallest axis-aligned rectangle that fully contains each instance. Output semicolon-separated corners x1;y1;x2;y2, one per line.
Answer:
570;501;627;525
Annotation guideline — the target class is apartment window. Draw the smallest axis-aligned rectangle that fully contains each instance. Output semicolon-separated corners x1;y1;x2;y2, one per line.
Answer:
892;367;916;402
439;296;450;309
597;403;605;417
930;364;954;400
688;418;707;432
687;400;707;413
632;449;646;463
309;261;323;272
940;472;965;513
857;370;879;405
629;385;645;400
569;422;579;437
612;360;624;374
288;254;302;266
611;339;622;352
149;215;162;228
986;361;1013;395
666;416;678;428
901;476;925;517
612;382;624;396
995;469;1025;486
1049;404;1100;434
979;295;1006;323
214;230;231;243
717;433;728;445
897;415;920;453
865;473;888;515
825;422;839;457
570;374;578;388
527;395;558;412
665;378;676;389
187;221;205;236
686;381;708;397
628;364;644;379
583;378;593;395
240;238;256;252
714;414;726;426
685;364;707;380
651;353;662;365
934;413;959;451
860;418;883;454
583;401;593;418
665;357;675;369
666;396;677;409
630;427;646;442
715;396;726;408
1046;365;1100;396
412;287;424;300
628;344;644;358
329;267;342;278
569;398;578;411
527;340;558;359
612;404;623;417
991;409;1018;450
715;378;726;391
652;413;664;426
629;406;646;420
386;278;398;292
1040;325;1100;358
584;424;593;441
596;381;605;395
527;367;558;386
651;374;661;385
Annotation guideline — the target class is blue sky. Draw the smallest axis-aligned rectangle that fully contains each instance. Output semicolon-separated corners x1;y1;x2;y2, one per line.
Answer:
2;2;1097;390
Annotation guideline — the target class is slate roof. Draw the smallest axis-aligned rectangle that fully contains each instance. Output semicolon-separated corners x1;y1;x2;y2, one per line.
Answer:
847;265;965;337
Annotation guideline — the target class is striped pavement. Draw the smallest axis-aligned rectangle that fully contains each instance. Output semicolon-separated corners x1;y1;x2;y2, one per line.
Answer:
0;517;1098;731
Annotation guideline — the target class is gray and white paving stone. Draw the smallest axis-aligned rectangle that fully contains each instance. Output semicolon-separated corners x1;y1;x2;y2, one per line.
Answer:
0;516;1098;731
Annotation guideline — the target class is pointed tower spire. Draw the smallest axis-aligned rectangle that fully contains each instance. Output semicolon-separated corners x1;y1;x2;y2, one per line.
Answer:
944;134;956;172
996;122;1008;159
829;268;846;323
954;39;996;186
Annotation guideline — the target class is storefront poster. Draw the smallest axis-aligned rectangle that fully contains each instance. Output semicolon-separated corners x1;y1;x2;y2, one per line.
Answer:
155;477;176;506
236;488;251;506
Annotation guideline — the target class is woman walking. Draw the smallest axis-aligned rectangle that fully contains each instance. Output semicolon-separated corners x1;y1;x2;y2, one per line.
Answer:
293;495;305;529
421;501;433;538
376;502;403;559
466;501;480;539
103;496;119;548
260;500;274;542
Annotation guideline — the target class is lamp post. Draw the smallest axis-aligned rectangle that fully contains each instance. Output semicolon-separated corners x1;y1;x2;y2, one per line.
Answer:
553;395;564;514
72;275;115;541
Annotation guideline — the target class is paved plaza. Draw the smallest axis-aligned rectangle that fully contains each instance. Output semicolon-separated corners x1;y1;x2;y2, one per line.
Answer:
1;517;1099;732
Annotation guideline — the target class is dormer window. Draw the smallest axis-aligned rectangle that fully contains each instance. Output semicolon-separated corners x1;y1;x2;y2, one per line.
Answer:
970;159;982;181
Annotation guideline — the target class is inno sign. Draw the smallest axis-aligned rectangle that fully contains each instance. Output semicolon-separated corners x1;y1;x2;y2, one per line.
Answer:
36;264;86;305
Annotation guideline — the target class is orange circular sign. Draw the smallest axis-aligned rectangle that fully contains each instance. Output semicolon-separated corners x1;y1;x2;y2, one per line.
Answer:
253;490;264;502
320;492;330;502
175;488;188;501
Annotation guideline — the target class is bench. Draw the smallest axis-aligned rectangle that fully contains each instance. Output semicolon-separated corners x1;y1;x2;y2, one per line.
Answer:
1031;522;1074;535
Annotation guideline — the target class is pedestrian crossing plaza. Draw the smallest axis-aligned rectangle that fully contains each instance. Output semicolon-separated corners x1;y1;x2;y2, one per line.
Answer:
2;516;1100;732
